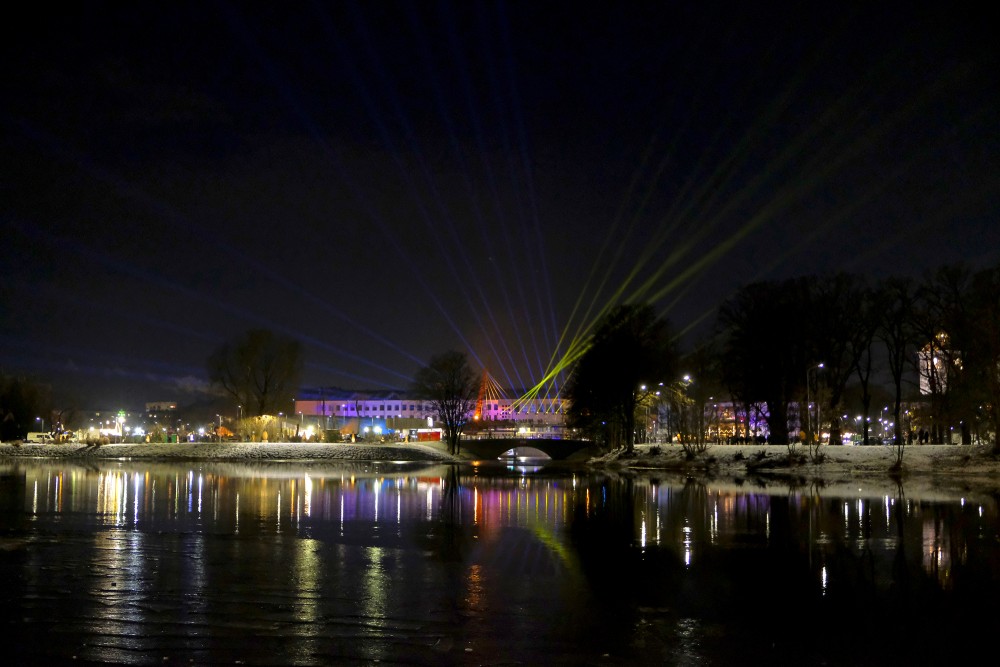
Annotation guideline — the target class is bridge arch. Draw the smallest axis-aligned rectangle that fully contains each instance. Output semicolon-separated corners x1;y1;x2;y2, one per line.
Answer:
458;438;603;462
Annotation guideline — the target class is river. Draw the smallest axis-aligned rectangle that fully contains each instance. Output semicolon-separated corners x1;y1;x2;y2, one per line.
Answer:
1;458;998;665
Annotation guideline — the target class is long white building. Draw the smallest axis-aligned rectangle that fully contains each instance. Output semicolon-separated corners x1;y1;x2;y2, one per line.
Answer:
293;388;567;428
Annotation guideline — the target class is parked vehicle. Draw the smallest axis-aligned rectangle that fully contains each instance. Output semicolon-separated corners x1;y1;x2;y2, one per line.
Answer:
25;432;54;443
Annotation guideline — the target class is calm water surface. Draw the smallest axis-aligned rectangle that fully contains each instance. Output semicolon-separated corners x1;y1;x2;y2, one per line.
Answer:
1;459;998;665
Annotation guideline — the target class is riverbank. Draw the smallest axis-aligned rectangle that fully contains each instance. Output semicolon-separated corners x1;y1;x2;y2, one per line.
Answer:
2;440;998;497
0;440;457;462
594;442;1000;500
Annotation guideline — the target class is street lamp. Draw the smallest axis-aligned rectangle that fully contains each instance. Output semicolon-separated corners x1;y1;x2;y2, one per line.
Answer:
806;363;824;445
654;390;661;441
639;384;648;444
675;375;693;444
36;416;45;432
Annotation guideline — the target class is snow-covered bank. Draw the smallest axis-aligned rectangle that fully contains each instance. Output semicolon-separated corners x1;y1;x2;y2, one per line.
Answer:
2;440;997;473
1;440;998;506
2;441;998;496
595;442;1000;500
602;442;1000;474
0;441;458;462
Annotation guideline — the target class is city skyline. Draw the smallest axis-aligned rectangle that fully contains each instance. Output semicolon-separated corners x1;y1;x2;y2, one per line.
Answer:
3;2;998;407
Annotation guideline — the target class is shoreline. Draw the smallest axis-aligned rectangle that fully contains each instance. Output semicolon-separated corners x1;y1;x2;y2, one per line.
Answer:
3;440;999;500
2;439;997;469
0;441;458;462
597;442;1000;502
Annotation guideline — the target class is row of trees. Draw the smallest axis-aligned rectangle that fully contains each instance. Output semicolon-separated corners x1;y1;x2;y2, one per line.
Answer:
0;375;51;442
203;261;999;459
719;264;1000;457
563;263;1000;459
206;329;478;455
12;262;995;461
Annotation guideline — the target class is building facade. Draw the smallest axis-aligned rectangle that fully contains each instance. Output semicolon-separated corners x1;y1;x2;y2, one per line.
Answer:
293;387;568;438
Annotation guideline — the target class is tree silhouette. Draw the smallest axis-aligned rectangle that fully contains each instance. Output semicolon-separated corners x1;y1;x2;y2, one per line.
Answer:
0;375;50;441
967;266;1000;453
206;329;302;417
565;304;676;453
410;350;478;455
877;277;917;465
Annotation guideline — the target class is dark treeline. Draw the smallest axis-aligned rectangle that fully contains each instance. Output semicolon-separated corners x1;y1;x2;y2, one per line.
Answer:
5;265;998;458
713;263;1000;453
0;375;51;442
565;262;1000;458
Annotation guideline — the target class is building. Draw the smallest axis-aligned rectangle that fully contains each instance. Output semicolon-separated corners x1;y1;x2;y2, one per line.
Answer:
917;331;961;396
293;387;568;438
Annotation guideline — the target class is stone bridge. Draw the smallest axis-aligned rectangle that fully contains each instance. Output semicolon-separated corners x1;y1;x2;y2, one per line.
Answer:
457;438;603;461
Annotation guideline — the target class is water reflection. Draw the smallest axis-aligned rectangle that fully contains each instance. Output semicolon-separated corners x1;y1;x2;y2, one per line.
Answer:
1;460;998;664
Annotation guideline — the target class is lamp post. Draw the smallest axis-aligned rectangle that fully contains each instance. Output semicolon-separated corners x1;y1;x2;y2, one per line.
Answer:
640;384;647;444
675;375;693;444
817;387;822;445
654;390;661;442
806;363;824;445
709;397;717;443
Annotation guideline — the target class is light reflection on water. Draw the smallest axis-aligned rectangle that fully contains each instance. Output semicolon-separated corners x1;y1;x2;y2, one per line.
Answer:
1;459;999;665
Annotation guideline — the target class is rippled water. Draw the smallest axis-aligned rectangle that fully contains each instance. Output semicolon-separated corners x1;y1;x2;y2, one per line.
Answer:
1;459;998;665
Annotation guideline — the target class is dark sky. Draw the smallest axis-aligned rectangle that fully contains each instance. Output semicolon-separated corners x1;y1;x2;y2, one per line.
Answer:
3;1;998;408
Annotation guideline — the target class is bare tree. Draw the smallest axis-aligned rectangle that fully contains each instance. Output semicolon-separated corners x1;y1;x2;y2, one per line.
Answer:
877;278;917;468
968;265;1000;453
0;375;51;441
410;350;478;455
848;284;882;447
206;329;302;417
913;265;972;444
676;342;723;456
811;273;869;452
565;304;677;454
719;280;806;449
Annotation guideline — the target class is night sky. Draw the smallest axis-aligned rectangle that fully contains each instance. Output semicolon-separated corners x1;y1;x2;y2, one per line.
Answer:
3;1;998;408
